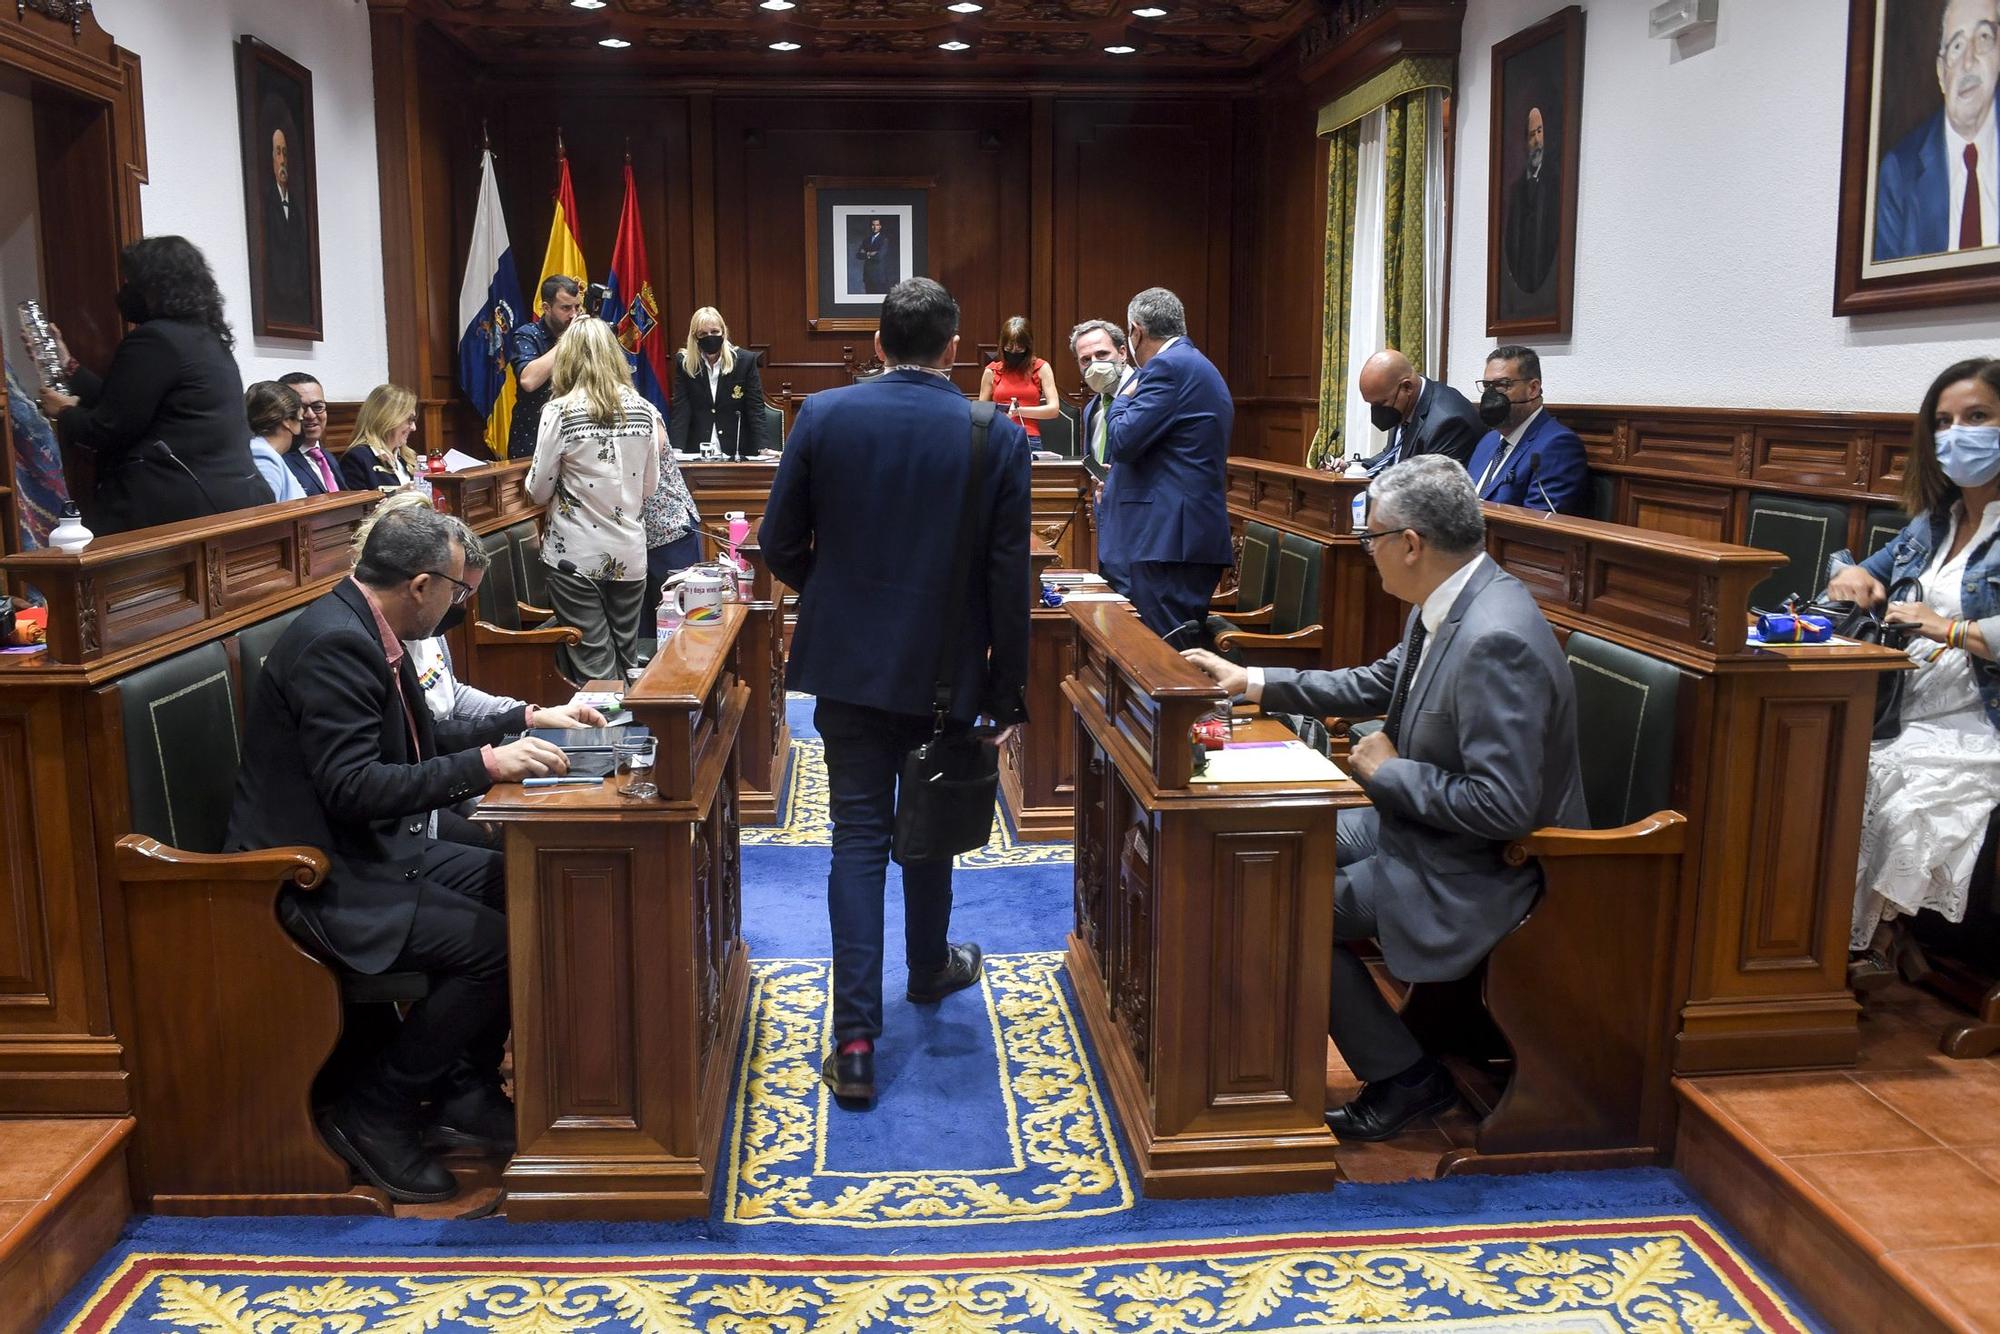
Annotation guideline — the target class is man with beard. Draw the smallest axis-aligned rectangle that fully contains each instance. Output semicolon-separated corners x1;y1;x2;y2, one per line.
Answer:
1462;345;1588;515
1875;0;1999;261
1502;105;1560;296
506;276;582;459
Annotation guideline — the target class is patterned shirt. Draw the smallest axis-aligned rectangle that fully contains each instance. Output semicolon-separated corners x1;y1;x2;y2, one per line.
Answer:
641;448;701;549
506;319;558;459
524;389;663;582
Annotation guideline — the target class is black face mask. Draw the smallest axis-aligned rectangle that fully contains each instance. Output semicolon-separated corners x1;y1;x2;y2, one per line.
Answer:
431;601;468;637
697;334;724;356
1002;348;1029;368
1478;388;1512;428
115;281;148;325
1369;402;1403;433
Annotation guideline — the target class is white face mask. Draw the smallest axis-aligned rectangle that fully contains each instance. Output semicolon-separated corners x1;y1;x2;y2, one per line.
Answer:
1937;424;2000;488
1082;360;1123;394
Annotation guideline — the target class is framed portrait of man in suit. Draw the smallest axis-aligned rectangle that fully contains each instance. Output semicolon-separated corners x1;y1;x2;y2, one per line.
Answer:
1486;6;1585;337
235;36;322;341
804;177;931;332
1836;0;2000;315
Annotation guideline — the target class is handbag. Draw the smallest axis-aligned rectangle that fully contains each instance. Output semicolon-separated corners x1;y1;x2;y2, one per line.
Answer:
1807;575;1922;742
892;403;1002;866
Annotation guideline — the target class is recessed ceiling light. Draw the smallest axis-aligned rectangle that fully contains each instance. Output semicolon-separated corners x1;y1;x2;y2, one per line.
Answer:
947;1;983;11
769;39;802;50
598;36;631;47
1133;5;1167;15
570;0;607;8
939;39;970;50
1105;43;1137;53
760;0;796;9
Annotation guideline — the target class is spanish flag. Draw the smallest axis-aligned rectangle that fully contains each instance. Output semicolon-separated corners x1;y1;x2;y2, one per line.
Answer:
535;143;587;316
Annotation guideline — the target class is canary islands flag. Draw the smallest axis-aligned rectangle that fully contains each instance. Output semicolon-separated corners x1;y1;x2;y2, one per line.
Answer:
536;149;587;317
604;159;669;416
455;148;527;458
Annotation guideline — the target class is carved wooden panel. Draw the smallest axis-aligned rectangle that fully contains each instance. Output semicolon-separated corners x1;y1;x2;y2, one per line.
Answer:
1073;733;1109;965
1623;479;1732;543
1752;426;1865;492
1872;433;1909;495
1487;529;1579;609
99;557;205;654
1207;832;1301;1098
1113;811;1155;1081
0;712;52;1010
1587;554;1708;651
540;848;639;1122
215;533;300;612
1740;701;1844;971
1625;420;1746;481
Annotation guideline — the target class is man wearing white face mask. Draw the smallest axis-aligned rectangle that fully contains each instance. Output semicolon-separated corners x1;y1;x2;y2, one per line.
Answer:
1071;318;1136;595
1827;357;2000;994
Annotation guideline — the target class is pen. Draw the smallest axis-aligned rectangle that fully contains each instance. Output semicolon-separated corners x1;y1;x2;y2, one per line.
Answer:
522;775;605;787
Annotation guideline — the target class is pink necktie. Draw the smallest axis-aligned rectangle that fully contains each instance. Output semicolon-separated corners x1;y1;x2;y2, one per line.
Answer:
1963;144;1984;251
308;446;338;492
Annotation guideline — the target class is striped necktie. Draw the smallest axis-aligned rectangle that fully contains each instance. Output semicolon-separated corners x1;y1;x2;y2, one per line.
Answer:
1383;617;1429;747
1092;394;1111;463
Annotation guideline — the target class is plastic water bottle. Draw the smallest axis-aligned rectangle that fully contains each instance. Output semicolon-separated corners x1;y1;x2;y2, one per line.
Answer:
657;592;683;643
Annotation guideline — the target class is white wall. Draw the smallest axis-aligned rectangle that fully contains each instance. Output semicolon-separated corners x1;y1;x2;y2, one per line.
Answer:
1448;0;2000;413
93;0;386;398
0;90;44;342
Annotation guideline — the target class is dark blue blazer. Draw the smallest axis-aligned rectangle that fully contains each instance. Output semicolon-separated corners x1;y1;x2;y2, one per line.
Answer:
1103;338;1234;566
1464;410;1589;515
285;445;337;497
760;369;1032;724
1875;98;2000;262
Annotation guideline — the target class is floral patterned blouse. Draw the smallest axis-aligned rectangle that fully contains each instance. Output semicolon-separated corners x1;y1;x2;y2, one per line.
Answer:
640;442;700;550
524;389;662;583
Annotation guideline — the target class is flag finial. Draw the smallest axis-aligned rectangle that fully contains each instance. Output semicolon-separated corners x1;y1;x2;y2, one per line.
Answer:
556;127;565;159
481;118;491;155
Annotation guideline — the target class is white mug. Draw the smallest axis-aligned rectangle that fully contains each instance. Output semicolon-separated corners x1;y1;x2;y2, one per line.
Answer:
672;569;727;624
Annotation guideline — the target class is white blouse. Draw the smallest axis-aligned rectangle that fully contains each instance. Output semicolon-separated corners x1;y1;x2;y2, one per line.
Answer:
525;388;664;582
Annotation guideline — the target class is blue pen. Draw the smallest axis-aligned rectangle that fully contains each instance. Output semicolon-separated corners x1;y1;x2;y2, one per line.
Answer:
522;775;605;787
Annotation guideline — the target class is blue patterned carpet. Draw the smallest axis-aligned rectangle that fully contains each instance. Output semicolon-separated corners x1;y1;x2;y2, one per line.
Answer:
45;696;1825;1333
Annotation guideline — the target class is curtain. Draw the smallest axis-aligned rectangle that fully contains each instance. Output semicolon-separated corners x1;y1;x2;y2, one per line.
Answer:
1380;91;1429;378
1306;127;1358;471
1340;110;1389;466
1423;88;1446;379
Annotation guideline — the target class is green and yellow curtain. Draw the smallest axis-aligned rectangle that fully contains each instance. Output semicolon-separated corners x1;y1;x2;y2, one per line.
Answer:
1306;57;1452;470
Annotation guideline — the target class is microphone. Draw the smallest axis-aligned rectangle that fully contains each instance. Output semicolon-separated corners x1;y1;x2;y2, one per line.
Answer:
557;559;579;576
1521;454;1557;517
1163;618;1207;652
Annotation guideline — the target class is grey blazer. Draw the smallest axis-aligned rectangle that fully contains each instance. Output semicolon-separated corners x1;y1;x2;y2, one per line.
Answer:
1262;559;1587;982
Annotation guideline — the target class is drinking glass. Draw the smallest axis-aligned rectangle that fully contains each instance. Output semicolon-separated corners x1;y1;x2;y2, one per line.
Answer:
615;736;657;799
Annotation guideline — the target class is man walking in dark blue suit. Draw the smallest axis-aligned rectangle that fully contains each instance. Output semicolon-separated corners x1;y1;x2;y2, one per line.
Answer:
761;278;1032;1106
1463;346;1589;515
1104;287;1234;638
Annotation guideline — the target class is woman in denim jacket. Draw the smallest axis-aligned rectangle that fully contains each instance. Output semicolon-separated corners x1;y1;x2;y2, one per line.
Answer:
1828;357;2000;991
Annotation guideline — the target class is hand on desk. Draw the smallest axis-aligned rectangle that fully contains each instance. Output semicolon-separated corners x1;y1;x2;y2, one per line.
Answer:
491;736;571;781
530;702;608;728
1182;648;1248;698
1348;730;1397;785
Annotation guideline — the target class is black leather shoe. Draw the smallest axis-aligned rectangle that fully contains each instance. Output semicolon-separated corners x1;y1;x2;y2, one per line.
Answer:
428;1080;518;1155
907;943;983;1003
822;1049;875;1103
1326;1066;1458;1143
320;1100;458;1203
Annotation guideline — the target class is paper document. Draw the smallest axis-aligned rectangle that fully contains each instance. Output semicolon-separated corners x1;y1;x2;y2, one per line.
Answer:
1197;740;1346;784
441;449;489;473
1062;591;1130;603
570;690;622;710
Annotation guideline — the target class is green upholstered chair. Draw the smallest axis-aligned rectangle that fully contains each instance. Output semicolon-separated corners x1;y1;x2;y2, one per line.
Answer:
1564;631;1684;829
1744;492;1850;611
234;607;303;730
120;643;241;856
1038;404;1078;458
1589;473;1617;523
1215;530;1324;666
1862;504;1906;561
470;529;580;701
762;400;785;450
500;521;552;615
1212;521;1281;620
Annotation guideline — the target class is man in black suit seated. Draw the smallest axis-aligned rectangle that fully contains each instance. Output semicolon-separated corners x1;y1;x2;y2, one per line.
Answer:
226;503;570;1202
1351;348;1483;476
760;277;1031;1106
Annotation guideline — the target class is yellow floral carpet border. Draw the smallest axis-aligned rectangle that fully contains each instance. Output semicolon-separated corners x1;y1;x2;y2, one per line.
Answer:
65;1218;1811;1333
743;738;1072;869
723;952;1132;1228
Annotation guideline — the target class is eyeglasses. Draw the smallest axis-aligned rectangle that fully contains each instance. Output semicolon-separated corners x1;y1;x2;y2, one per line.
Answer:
297;401;329;416
1354;526;1416;554
1475;377;1521;393
1942;20;1998;65
414;569;476;604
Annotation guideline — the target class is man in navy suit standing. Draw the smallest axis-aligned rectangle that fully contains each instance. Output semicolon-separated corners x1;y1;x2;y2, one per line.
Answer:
761;278;1031;1107
1071;318;1136;595
1104;287;1234;638
1462;346;1589;515
1875;0;1999;262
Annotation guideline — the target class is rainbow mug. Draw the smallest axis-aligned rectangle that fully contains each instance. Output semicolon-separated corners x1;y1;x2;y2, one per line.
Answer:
670;569;727;624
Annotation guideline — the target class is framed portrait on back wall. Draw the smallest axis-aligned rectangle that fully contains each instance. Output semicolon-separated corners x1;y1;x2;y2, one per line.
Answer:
804;177;931;332
1485;6;1585;337
235;36;322;341
1834;0;2000;315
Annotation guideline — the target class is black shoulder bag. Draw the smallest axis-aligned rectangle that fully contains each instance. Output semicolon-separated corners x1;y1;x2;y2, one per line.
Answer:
1806;575;1923;742
892;402;1002;866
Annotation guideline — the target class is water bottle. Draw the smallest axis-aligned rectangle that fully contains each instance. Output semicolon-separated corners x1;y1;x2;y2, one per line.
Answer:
1008;396;1020;421
657;589;683;643
49;502;92;553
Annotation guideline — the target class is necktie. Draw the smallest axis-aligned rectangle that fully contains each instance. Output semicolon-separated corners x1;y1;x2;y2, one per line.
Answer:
1366;428;1402;479
308;446;338;492
1963;144;1984;251
1383;616;1429;748
1092;393;1111;463
1476;441;1514;494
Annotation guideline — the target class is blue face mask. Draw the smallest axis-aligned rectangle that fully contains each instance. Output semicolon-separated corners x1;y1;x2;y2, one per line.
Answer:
1936;424;2000;488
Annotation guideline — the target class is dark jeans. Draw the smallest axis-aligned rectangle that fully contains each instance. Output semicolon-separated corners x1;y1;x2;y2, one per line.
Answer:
1328;808;1425;1083
638;531;705;638
816;698;957;1044
358;841;510;1115
1129;560;1226;639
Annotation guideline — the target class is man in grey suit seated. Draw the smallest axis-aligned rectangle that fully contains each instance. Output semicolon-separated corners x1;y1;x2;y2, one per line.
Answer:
1185;456;1586;1141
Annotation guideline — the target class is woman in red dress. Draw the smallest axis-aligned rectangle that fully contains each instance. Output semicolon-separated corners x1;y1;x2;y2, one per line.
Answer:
977;316;1061;443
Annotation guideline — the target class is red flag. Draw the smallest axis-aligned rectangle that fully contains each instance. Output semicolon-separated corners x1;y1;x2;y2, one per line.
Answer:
607;160;669;413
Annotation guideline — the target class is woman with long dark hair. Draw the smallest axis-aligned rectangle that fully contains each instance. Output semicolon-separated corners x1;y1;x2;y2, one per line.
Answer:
1828;357;2000;992
35;235;272;534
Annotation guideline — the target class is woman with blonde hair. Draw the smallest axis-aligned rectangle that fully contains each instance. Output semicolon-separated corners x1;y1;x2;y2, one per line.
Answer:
668;306;774;460
525;315;662;682
340;382;421;490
